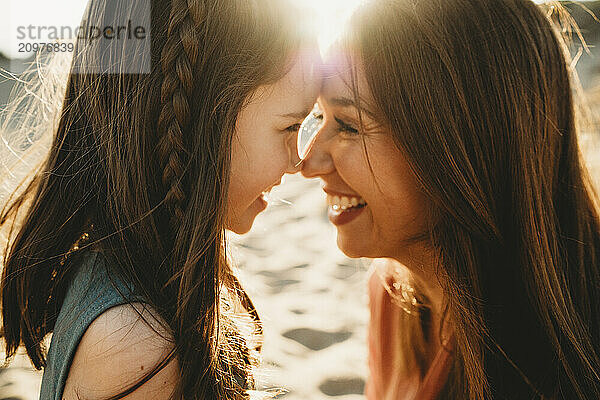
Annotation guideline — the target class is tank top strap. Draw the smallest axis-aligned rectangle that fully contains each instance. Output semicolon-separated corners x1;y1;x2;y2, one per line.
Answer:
39;250;146;400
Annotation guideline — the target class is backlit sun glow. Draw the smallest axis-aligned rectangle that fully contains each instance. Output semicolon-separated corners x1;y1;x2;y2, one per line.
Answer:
292;0;365;57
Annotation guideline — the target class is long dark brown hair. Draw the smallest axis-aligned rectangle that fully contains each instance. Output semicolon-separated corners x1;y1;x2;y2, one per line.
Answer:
0;0;307;398
346;0;600;398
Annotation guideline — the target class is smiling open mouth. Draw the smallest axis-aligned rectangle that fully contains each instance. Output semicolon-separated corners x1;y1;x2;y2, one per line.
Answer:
327;194;367;211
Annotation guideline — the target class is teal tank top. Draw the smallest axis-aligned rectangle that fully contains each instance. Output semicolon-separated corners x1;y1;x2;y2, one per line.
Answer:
38;250;146;400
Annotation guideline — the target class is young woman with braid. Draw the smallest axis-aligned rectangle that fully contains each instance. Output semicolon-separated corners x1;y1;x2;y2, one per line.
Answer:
0;0;320;399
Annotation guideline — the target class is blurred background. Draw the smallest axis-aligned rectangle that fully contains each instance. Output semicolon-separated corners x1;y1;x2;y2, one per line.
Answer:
1;1;600;400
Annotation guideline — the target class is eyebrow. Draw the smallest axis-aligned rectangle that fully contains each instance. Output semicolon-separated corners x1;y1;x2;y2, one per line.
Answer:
328;97;355;108
278;108;312;120
327;97;378;120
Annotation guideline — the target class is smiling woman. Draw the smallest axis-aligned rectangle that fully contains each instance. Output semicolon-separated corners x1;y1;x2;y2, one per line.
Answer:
302;0;600;399
303;61;430;260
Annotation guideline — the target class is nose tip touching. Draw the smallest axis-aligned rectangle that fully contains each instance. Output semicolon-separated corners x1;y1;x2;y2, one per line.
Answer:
298;103;333;178
297;103;328;175
297;103;325;161
282;103;324;174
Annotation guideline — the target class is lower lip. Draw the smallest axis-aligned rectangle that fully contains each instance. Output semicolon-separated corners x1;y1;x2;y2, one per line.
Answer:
328;205;366;226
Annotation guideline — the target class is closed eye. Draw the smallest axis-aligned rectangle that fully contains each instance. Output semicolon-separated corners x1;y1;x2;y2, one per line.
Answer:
285;123;302;133
334;116;359;135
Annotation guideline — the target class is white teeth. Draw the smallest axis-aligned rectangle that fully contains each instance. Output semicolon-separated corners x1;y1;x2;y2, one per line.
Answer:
327;194;367;211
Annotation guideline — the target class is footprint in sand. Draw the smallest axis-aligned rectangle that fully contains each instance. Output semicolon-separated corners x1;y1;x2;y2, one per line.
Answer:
333;263;359;280
256;270;301;294
281;328;352;351
288;263;309;271
318;377;366;396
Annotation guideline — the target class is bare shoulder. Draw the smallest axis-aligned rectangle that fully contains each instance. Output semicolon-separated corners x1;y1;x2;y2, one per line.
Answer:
62;302;179;400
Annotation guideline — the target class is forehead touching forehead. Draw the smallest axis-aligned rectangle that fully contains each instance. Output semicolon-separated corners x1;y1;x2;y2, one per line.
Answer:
320;43;376;114
252;48;323;117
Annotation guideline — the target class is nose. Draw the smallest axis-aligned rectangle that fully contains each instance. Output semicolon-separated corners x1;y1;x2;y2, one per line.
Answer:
300;120;335;178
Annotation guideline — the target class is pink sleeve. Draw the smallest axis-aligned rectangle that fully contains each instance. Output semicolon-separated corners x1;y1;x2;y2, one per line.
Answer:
367;270;415;399
365;270;384;400
365;268;422;400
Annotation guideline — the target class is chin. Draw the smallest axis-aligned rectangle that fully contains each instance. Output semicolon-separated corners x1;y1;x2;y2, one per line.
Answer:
229;226;251;235
227;220;253;235
336;234;377;259
226;212;259;235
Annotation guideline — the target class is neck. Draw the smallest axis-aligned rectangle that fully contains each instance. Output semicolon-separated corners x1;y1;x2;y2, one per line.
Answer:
390;244;451;352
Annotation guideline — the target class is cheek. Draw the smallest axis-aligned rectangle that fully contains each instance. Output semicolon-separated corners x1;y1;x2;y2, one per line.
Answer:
227;143;251;212
371;149;428;235
229;132;289;202
333;143;373;190
264;136;291;170
248;134;290;183
342;138;427;233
